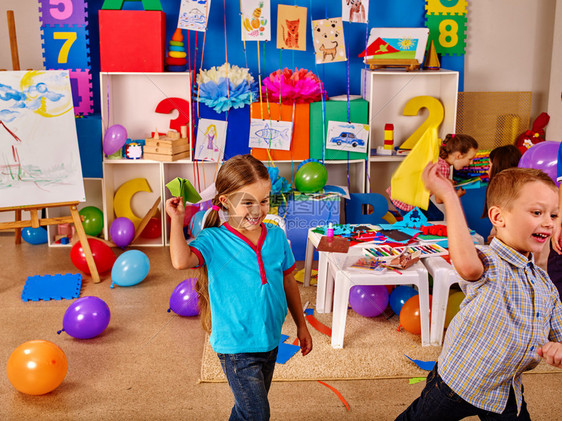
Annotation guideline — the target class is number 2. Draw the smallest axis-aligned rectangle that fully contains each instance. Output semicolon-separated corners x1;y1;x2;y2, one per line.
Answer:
400;96;444;150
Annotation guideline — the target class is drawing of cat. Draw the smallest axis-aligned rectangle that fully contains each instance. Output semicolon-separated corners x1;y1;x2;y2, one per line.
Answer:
282;19;299;48
319;42;338;61
314;18;343;62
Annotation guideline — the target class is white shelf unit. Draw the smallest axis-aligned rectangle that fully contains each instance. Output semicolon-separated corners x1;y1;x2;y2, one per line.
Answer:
103;159;163;246
100;72;192;246
365;69;458;197
46;178;104;247
100;72;192;143
99;72;368;246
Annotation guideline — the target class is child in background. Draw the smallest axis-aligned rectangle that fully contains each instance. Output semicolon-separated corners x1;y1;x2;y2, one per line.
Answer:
387;133;478;220
482;144;522;242
166;154;312;420
396;166;562;420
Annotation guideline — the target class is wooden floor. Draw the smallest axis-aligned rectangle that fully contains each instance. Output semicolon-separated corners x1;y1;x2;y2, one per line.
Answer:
1;232;561;420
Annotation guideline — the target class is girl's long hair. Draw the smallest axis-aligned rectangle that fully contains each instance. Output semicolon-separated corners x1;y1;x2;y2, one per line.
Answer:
195;154;270;333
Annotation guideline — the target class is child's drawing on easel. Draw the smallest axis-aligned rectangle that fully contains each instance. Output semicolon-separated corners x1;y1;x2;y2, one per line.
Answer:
195;118;227;162
0;70;85;207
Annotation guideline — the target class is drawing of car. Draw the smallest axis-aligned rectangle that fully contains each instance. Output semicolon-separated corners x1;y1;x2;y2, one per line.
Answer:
330;132;364;148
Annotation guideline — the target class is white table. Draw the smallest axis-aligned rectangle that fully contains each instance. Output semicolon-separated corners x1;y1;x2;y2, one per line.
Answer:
303;225;379;313
326;248;430;349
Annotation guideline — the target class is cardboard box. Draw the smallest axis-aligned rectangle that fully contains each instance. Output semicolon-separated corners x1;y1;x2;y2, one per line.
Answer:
99;10;165;72
309;99;369;160
277;193;341;260
250;102;310;161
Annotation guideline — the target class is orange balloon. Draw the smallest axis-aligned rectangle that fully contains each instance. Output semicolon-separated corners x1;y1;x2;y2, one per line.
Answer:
6;340;68;395
400;295;432;335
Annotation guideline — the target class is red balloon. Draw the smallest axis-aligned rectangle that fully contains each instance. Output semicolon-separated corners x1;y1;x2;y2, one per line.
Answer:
400;295;432;335
140;217;162;239
70;238;116;275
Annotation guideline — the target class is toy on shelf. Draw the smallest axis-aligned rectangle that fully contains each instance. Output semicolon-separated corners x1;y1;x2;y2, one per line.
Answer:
144;129;190;161
166;28;187;72
423;40;440;70
515;112;549;154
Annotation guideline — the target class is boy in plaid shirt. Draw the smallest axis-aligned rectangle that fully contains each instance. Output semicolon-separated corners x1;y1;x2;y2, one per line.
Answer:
396;166;562;420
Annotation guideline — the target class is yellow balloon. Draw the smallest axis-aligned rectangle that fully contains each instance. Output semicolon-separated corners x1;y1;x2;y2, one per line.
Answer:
444;290;465;328
113;178;152;229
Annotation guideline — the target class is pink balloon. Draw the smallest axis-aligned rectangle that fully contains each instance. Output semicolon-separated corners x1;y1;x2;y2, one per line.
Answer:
103;124;128;156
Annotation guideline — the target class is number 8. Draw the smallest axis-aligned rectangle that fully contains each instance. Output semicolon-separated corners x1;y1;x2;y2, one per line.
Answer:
438;19;459;48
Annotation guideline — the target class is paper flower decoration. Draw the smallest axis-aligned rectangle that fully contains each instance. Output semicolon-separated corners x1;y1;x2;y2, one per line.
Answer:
261;68;327;105
195;63;257;113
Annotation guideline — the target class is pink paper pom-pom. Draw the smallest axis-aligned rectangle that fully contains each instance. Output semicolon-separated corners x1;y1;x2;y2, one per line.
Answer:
261;68;327;105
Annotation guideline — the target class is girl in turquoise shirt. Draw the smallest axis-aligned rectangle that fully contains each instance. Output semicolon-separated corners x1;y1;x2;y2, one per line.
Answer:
166;154;312;420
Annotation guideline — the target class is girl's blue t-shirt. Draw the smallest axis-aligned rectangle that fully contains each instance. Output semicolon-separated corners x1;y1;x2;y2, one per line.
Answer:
189;222;296;354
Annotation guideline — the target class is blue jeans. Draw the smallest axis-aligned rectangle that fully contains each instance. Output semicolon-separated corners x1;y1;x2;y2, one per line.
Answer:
395;365;531;421
218;347;278;421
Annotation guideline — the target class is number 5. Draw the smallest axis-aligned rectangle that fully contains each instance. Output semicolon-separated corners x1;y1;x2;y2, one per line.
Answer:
49;0;73;20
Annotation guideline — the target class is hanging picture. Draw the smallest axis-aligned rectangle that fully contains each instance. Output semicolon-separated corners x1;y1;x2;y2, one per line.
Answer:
241;0;271;41
312;18;347;64
249;119;293;151
359;27;429;64
326;121;369;153
276;5;307;51
0;70;85;207
342;0;369;23
178;0;211;32
195;118;227;162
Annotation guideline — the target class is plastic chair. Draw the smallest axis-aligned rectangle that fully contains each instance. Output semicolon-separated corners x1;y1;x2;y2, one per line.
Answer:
345;193;389;225
326;251;430;348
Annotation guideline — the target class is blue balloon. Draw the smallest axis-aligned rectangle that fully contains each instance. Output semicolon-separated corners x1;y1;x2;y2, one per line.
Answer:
22;227;48;245
190;210;207;238
110;250;150;288
389;285;419;316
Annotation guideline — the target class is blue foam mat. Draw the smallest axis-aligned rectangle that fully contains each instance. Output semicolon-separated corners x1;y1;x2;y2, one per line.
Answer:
22;273;83;302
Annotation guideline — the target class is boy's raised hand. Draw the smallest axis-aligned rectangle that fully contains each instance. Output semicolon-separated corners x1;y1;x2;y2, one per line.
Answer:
537;342;562;368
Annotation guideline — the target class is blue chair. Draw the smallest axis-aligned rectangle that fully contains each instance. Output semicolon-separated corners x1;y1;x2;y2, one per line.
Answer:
345;193;389;225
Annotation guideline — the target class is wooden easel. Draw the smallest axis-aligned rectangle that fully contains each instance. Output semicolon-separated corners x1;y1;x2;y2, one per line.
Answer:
0;12;99;283
0;202;101;283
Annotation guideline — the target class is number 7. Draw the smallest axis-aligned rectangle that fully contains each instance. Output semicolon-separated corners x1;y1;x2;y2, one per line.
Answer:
53;32;77;64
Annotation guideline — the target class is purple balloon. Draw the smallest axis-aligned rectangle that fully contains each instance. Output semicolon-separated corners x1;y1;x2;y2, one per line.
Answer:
59;296;110;339
349;285;389;318
518;140;560;187
110;217;135;248
103;124;128;156
168;278;200;317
